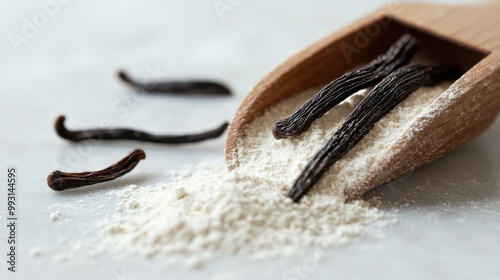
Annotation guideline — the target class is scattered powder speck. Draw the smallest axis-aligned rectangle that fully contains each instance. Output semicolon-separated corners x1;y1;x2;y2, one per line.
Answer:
30;247;43;257
186;257;203;269
50;211;61;222
99;83;450;266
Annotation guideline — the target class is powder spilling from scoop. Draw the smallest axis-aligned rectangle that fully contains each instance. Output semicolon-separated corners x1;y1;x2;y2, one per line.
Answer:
99;82;451;266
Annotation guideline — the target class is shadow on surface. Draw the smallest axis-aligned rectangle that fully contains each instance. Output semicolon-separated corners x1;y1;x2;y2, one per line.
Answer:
53;173;156;196
364;142;500;208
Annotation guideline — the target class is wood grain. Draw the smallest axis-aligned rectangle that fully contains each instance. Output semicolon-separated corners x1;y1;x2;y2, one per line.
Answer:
225;2;500;200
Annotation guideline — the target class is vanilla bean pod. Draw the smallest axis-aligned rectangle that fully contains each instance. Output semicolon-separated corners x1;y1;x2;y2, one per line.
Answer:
47;149;146;191
287;64;460;202
273;34;419;139
118;70;231;95
55;116;229;144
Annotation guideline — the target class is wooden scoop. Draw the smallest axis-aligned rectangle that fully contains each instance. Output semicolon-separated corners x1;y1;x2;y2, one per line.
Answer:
225;1;500;200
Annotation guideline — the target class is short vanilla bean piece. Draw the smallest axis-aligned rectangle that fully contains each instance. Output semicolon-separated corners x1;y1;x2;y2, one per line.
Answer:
47;149;146;191
273;34;419;139
287;64;460;202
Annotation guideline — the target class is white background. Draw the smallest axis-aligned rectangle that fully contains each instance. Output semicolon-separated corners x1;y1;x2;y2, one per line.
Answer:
0;0;499;279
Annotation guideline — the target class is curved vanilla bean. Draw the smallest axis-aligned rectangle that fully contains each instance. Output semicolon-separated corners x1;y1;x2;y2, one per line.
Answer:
287;64;460;202
118;70;231;95
273;34;419;139
55;116;229;144
47;149;146;191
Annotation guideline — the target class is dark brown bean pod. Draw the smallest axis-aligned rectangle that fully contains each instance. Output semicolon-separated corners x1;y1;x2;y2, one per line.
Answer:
55;115;229;144
47;149;146;191
287;64;460;203
273;34;419;139
118;70;231;95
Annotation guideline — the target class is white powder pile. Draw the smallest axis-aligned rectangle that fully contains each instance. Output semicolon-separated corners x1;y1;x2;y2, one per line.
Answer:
100;82;451;266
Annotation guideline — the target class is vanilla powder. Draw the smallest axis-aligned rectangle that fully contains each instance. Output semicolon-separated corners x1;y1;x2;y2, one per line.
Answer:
100;83;451;266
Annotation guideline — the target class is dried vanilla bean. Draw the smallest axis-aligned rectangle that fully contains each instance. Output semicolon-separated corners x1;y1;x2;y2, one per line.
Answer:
55;115;229;144
118;70;231;95
287;64;460;202
273;34;419;139
47;149;146;191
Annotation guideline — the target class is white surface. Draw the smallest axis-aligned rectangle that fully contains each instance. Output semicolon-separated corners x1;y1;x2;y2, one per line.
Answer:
1;0;499;279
